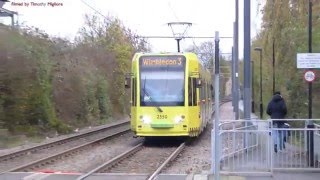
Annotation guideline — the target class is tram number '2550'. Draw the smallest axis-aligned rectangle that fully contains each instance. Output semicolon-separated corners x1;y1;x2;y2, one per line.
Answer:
157;114;167;119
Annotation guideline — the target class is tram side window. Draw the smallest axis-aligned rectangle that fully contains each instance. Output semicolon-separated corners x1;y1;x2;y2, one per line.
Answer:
192;78;197;106
132;78;136;106
188;77;198;106
188;77;192;106
207;83;209;100
206;83;208;100
204;82;207;101
205;83;207;100
200;82;204;102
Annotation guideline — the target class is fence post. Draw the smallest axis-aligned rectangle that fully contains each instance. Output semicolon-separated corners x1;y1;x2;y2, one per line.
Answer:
270;120;274;173
307;124;315;167
233;122;236;153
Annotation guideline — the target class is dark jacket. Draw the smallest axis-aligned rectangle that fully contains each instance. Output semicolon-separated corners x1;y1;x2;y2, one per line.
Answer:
266;94;287;125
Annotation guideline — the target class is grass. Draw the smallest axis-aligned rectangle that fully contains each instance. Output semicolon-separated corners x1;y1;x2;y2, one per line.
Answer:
0;135;44;149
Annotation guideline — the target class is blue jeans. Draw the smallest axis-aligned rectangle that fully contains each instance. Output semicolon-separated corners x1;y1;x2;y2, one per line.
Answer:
272;124;285;151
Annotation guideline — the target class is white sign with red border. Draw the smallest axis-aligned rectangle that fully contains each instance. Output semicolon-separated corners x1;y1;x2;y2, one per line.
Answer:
304;70;316;82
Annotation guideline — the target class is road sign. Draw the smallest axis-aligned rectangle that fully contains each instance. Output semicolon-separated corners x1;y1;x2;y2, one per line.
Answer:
297;53;320;68
304;70;316;82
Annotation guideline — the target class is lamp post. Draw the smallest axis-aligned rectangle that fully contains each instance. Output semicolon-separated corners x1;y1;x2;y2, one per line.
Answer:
251;60;255;113
272;39;275;94
254;47;263;119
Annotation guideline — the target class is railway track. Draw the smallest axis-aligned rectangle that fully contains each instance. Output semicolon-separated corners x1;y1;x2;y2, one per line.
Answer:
0;120;130;174
146;142;186;180
76;140;187;180
75;98;232;180
0;98;232;178
212;97;232;115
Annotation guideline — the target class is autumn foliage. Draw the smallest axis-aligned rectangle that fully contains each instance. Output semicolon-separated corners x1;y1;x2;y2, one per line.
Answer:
250;0;320;120
0;14;150;137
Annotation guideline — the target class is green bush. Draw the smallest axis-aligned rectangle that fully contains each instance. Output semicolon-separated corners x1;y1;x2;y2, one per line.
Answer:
0;14;149;138
96;78;112;122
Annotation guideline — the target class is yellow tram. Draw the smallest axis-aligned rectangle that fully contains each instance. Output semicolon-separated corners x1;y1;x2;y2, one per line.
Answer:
125;52;213;137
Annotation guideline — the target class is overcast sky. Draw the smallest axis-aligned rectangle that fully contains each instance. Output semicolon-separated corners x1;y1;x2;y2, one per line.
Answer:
2;0;263;58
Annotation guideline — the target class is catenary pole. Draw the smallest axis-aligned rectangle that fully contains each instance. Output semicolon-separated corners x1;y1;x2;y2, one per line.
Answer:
212;31;220;180
234;0;239;120
232;46;235;109
243;0;251;149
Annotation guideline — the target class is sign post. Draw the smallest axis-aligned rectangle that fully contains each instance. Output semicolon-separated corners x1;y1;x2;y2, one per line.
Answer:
297;53;319;122
297;51;317;167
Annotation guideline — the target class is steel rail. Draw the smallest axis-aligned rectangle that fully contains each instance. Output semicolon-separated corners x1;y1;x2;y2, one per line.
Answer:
0;127;130;175
0;120;129;162
76;143;144;180
76;98;232;180
146;142;186;180
146;99;231;180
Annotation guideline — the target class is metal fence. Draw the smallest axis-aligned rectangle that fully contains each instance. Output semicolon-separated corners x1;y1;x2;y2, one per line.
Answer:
217;119;320;176
313;122;320;168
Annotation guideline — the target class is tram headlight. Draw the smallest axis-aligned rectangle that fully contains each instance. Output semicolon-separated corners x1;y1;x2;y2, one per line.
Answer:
174;115;185;124
140;115;151;124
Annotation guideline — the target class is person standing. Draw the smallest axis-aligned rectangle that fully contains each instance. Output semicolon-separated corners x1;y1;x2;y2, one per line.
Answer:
267;91;287;153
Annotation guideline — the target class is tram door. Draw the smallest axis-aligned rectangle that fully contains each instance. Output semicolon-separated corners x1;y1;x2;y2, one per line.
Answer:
188;77;200;134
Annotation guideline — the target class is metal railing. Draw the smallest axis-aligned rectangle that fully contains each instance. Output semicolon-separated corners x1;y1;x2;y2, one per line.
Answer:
219;120;259;160
315;123;320;136
313;122;320;165
270;119;320;171
218;119;271;175
216;119;320;176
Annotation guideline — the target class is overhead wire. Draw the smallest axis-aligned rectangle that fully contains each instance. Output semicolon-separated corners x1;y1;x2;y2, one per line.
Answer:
167;1;195;52
80;0;108;20
80;0;152;49
168;2;180;22
186;30;201;53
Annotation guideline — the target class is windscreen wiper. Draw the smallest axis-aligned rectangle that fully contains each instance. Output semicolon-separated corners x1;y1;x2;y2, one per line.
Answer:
143;77;163;113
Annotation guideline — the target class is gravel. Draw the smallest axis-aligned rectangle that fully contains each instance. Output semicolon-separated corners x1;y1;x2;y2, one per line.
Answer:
38;132;143;173
161;121;214;174
103;145;178;174
162;101;243;174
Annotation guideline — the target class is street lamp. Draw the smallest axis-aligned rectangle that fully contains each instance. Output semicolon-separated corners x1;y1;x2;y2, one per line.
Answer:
254;47;263;119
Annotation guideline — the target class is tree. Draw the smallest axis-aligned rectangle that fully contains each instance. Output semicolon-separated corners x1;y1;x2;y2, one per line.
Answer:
185;41;215;69
76;13;151;116
252;0;320;119
185;41;231;98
